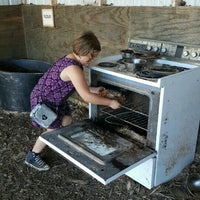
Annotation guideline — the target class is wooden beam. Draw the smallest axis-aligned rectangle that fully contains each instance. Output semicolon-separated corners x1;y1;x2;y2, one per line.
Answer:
172;0;182;6
21;0;26;4
98;0;103;6
51;0;57;6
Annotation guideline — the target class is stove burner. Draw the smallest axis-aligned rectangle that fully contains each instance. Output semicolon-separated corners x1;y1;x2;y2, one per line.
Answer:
97;62;117;68
136;64;188;79
136;70;167;79
117;54;160;64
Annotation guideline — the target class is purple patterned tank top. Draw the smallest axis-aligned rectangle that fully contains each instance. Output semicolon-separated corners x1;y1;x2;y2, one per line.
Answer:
30;56;82;110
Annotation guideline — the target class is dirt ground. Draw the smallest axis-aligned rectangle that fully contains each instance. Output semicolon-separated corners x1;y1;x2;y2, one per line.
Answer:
0;102;200;200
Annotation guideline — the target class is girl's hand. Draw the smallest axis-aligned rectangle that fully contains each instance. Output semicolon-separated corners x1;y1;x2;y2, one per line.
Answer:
90;86;105;94
96;86;105;94
109;100;121;109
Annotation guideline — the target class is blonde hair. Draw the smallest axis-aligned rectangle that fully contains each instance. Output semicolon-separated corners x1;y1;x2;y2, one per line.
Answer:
72;31;101;56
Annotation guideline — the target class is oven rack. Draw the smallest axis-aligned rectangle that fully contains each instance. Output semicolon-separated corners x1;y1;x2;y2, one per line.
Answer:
101;104;149;131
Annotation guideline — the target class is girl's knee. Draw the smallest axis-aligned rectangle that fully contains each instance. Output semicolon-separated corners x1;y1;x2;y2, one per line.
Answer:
61;115;72;127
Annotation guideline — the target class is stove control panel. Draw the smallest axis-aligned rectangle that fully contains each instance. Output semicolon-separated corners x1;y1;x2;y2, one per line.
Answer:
160;43;177;57
129;39;176;56
129;39;162;54
182;46;200;61
129;38;200;61
128;40;147;54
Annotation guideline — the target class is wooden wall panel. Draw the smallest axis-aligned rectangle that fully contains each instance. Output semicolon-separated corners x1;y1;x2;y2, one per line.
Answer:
0;6;26;59
22;6;200;64
22;5;76;62
72;6;130;56
129;7;200;44
1;5;200;63
22;5;130;62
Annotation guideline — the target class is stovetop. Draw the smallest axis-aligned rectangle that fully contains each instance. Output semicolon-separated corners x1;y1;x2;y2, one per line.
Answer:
91;38;200;85
93;55;198;83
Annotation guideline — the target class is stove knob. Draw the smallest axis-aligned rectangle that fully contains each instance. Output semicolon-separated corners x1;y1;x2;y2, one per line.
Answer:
153;47;159;52
183;50;189;56
161;47;167;53
146;46;152;51
191;52;198;58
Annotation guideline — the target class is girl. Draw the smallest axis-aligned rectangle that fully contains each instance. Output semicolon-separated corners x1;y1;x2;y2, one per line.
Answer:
25;31;121;171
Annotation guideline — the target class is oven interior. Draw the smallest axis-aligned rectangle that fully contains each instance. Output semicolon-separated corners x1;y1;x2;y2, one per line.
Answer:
91;82;150;144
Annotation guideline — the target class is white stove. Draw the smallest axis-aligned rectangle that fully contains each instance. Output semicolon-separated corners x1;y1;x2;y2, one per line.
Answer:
40;38;200;189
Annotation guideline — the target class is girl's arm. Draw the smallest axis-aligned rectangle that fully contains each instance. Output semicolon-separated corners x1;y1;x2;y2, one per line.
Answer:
89;86;105;94
60;66;121;109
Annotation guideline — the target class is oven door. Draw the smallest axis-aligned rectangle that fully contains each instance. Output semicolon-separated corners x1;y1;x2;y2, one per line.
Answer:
40;119;156;185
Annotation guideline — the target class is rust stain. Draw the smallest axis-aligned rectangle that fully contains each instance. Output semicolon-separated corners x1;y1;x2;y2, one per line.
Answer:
165;144;191;175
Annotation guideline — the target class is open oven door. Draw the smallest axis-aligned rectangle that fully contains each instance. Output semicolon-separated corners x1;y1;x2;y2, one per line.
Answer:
40;119;156;185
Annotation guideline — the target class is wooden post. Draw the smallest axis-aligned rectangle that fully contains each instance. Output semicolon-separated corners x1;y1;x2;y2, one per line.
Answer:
51;0;57;6
172;0;182;6
21;0;26;4
99;0;103;6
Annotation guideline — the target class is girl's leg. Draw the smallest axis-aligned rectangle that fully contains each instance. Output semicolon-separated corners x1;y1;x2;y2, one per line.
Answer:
32;129;54;153
25;115;72;171
25;129;54;171
61;115;73;127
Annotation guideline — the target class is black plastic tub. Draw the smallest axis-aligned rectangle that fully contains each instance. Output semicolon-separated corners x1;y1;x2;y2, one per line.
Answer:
0;59;51;112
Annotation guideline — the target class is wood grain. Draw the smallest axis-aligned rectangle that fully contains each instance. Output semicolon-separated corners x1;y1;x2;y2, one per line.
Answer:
0;6;26;59
1;5;200;62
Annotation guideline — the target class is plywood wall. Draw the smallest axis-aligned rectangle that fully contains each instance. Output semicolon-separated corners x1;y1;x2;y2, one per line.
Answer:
2;0;200;6
22;5;130;62
0;6;26;59
21;5;200;63
1;5;200;63
129;6;200;44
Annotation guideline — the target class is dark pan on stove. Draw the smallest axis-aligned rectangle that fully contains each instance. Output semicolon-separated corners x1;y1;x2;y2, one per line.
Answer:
97;62;117;68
